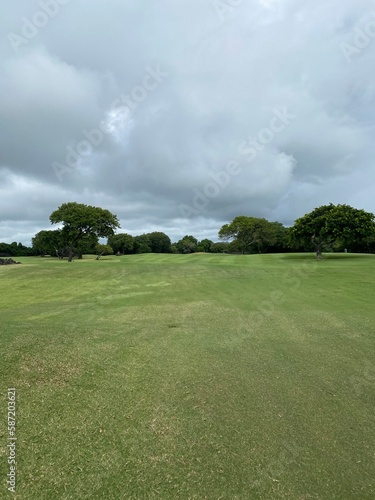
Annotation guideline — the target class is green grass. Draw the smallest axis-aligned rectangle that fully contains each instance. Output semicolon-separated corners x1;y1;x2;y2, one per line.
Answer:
1;253;375;499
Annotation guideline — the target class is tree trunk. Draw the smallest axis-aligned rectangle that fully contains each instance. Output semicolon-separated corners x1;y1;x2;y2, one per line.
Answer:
311;235;323;260
67;247;74;262
55;248;64;259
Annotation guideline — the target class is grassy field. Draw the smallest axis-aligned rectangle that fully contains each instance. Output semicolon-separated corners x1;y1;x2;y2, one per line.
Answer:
1;253;375;499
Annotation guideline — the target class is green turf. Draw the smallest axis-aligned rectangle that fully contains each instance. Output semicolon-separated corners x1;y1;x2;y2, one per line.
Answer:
1;253;375;499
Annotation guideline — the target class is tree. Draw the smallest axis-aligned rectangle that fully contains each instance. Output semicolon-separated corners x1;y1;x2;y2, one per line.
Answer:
218;216;279;254
291;203;375;259
197;239;214;252
49;202;120;261
108;233;134;254
170;243;178;254
76;233;99;258
227;239;243;254
0;243;14;257
210;242;229;253
95;244;114;260
133;235;152;254
32;230;64;256
266;222;290;253
131;232;172;253
176;235;198;254
0;242;33;257
147;232;171;253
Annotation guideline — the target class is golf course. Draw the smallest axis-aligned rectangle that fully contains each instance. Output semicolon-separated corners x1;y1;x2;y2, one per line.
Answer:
1;253;375;499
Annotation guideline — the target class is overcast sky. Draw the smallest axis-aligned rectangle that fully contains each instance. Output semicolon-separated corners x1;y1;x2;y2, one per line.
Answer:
1;0;374;245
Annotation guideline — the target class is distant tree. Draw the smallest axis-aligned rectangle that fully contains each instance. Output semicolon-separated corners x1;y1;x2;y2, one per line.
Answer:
266;222;290;253
133;235;152;254
210;242;229;253
227;239;243;254
0;243;14;257
361;233;375;253
291;203;375;259
197;239;214;252
176;235;198;254
170;243;178;254
108;233;134;254
49;202;120;261
147;232;171;253
219;216;279;254
95;244;114;260
0;241;33;257
16;242;34;256
32;230;64;256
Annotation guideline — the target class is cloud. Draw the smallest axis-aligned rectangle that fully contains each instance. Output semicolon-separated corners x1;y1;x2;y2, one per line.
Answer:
0;0;374;245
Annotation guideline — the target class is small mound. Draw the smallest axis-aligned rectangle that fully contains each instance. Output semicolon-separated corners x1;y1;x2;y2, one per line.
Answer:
0;258;21;265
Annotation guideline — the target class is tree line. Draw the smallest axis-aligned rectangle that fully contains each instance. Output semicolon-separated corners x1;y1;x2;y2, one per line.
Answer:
1;202;375;260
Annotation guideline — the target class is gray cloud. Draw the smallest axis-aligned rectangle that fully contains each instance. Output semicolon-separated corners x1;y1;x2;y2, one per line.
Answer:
1;0;375;245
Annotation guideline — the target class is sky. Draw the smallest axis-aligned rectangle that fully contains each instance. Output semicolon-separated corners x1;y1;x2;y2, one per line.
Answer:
1;0;375;245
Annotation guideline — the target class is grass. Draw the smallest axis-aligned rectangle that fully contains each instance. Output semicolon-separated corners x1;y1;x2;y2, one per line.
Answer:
1;253;375;499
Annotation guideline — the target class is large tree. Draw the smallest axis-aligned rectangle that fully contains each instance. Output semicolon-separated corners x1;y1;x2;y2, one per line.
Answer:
291;203;375;259
219;216;281;254
49;202;120;261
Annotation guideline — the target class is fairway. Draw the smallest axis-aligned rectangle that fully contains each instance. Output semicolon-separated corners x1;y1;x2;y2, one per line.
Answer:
1;253;375;499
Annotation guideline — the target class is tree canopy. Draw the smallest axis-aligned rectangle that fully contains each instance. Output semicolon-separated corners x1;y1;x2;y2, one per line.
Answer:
176;235;198;254
32;229;63;257
0;241;33;257
197;239;214;252
95;243;114;260
108;233;134;255
291;203;375;258
25;202;375;261
146;232;171;253
49;202;120;261
218;216;286;254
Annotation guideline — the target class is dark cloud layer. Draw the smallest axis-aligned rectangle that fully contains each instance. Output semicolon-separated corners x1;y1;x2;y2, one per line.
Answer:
1;0;375;244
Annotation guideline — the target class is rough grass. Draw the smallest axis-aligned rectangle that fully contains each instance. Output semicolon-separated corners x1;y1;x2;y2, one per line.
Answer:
1;253;375;499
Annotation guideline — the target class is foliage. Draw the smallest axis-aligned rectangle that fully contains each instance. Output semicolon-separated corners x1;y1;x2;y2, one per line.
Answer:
108;233;134;254
266;222;290;253
176;235;198;254
49;202;120;261
210;242;229;253
95;243;114;260
32;230;97;259
219;216;285;253
146;232;172;253
0;241;34;257
291;203;375;258
109;232;171;254
227;239;244;254
197;239;214;252
133;235;152;254
170;243;178;254
32;230;64;256
76;233;99;257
